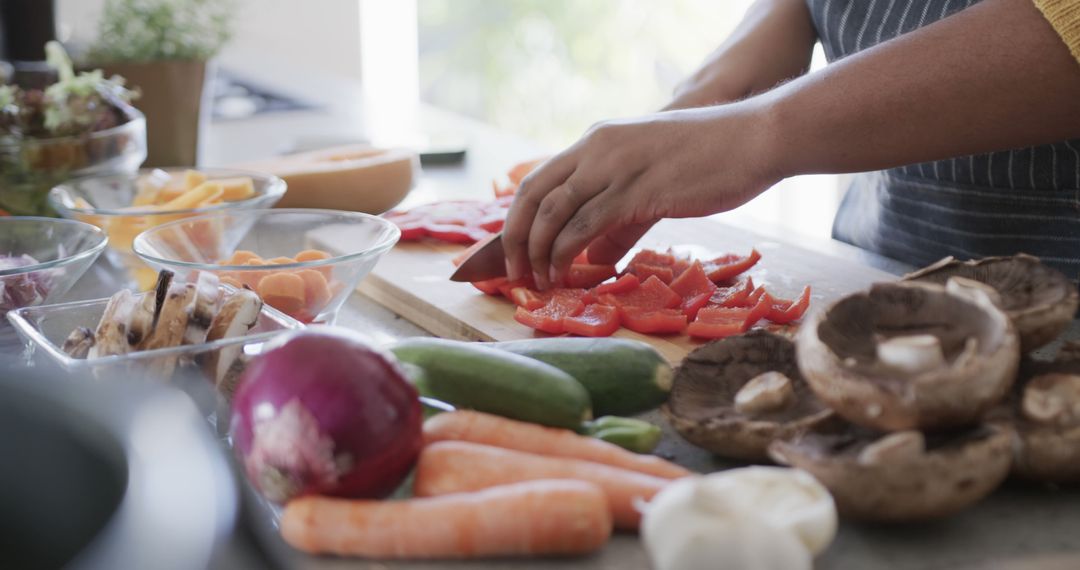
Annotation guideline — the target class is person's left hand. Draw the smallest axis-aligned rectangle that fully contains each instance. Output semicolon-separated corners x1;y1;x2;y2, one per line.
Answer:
503;102;781;289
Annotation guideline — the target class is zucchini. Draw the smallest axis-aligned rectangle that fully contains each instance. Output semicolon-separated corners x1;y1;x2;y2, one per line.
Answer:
583;416;663;453
489;338;673;416
390;337;592;429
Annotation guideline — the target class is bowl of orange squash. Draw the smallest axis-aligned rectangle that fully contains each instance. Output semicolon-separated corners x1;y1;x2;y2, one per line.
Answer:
48;168;287;289
132;209;399;324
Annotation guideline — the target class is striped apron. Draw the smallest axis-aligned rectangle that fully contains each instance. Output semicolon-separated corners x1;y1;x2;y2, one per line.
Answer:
807;0;1080;280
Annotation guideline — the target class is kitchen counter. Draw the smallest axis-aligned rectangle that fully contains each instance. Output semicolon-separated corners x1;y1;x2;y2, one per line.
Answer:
21;61;1080;569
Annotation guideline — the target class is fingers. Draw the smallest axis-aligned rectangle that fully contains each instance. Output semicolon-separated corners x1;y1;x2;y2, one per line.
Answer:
547;195;623;284
527;178;606;289
503;153;576;282
585;221;656;265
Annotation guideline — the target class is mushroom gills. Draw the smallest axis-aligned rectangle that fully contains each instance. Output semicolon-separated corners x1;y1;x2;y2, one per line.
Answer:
945;276;1003;308
735;372;796;415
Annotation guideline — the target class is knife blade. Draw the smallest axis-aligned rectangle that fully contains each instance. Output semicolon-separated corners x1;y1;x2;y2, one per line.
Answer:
449;232;507;282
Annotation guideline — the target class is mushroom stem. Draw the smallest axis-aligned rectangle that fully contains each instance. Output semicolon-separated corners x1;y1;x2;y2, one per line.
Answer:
876;335;946;374
945;276;1003;308
735;372;795;415
857;431;926;466
1022;374;1080;427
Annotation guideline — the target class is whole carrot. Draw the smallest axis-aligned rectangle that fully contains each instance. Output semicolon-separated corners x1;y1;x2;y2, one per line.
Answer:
414;440;669;530
423;410;690;479
281;479;611;558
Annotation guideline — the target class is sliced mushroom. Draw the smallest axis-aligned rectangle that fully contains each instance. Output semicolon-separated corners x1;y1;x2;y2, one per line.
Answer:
769;421;1013;522
1010;363;1080;483
904;254;1079;351
201;288;263;393
141;281;197;378
663;331;834;461
89;289;140;358
182;271;223;346
797;281;1020;431
61;326;95;359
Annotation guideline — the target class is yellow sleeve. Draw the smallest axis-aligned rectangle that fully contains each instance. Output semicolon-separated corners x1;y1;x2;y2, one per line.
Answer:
1034;0;1080;64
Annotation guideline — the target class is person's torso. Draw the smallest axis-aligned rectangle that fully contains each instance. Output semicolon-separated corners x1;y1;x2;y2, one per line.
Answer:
805;0;1080;279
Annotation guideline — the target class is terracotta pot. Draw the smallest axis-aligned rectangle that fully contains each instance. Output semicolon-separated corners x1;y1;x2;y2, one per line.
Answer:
99;59;213;167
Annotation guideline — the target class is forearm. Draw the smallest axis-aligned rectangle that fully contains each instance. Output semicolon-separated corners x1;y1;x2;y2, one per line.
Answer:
760;0;1080;178
664;0;816;110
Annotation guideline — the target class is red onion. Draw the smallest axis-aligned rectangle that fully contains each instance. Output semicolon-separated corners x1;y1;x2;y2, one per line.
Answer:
230;329;422;503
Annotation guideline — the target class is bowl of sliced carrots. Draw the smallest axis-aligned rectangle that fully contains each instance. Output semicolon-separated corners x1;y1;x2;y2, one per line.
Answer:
132;208;399;324
49;168;287;289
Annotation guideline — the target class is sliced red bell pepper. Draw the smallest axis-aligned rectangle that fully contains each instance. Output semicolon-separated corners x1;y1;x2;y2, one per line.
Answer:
687;315;745;339
396;221;427;241
564;264;618;288
743;293;773;328
597;275;681;311
471;277;507;296
670;261;718;319
593;273;639;296
704;249;761;283
669;256;692;279
497;276;535;298
476;212;505;233
572;250;591;264
509;287;588;311
710;277;754;307
620;307;687;334
492;179;517;199
765;286;812;324
513;291;586;334
563;304;621;337
742;285;767;307
423;223;491;244
679;290;713;320
626;249;676;268
630;263;674;284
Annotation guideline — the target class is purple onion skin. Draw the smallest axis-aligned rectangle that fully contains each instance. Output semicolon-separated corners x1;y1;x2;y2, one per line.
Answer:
230;331;422;503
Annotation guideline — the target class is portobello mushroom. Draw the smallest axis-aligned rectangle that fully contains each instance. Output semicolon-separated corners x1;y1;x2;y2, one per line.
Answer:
797;281;1020;431
904;254;1079;351
663;331;833;461
1010;357;1080;484
768;420;1013;522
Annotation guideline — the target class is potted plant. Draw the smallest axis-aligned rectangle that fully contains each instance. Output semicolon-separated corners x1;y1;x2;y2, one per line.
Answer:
84;0;234;167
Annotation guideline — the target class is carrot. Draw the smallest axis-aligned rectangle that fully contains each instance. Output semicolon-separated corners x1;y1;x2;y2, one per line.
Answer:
280;479;612;558
297;269;332;313
424;410;690;480
414;441;668;530
295;249;333;278
267;256;297;265
226;250;260;265
258;272;306;315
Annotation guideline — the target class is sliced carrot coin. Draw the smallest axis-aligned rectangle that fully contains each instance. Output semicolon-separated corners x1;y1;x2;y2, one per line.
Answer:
295;249;333;278
297;269;332;315
227;250;261;265
258;272;307;317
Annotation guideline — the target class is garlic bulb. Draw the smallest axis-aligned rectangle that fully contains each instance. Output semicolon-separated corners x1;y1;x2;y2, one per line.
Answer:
641;467;836;570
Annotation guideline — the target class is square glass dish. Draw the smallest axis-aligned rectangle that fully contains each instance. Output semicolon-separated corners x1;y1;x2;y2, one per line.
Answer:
6;293;303;391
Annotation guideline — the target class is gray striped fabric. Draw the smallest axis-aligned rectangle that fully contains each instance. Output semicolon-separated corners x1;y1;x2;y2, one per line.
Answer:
807;0;1080;279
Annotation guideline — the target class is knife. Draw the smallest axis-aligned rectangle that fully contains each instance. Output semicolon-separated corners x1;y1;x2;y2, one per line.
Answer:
450;232;507;282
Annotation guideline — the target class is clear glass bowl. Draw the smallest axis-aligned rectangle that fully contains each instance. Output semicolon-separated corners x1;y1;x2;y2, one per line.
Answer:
48;168;287;289
133;209;400;325
0;116;147;217
6;291;303;390
0;217;109;317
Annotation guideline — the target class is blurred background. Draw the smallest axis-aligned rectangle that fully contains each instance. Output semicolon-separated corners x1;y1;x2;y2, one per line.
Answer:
52;0;842;242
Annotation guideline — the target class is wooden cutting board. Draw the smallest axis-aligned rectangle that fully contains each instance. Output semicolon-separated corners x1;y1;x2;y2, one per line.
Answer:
311;217;896;364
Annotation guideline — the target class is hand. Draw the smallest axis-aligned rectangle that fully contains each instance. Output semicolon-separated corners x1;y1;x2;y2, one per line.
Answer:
503;102;781;289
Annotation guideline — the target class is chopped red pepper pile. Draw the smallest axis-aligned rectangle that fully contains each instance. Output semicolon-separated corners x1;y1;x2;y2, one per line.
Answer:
469;247;812;339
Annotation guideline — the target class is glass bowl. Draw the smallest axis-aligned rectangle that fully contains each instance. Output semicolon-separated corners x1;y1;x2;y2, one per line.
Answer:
48;168;287;289
0;217;109;317
133;209;400;325
0;115;147;217
6;291;303;389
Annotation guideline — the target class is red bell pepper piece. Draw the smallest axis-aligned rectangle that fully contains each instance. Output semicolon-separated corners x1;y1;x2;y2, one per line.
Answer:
513;291;586;334
594;273;640;296
670;261;718;319
619;307;687;334
630;263;674;284
704;249;761;283
572;250;591;264
597;275;681;311
765;286;812;324
564;264;618;289
627;249;676;268
497;276;535;298
471;277;507;296
680;291;714;320
711;277;755;307
423;223;491;244
564;304;621;337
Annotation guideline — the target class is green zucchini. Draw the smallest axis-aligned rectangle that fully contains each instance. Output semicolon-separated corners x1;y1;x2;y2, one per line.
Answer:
582;416;663;453
390;337;592;429
489;338;673;415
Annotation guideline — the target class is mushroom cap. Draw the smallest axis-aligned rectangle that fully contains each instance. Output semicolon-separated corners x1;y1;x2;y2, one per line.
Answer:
1009;359;1080;484
904;254;1079;352
768;421;1013;522
663;331;833;462
796;281;1020;431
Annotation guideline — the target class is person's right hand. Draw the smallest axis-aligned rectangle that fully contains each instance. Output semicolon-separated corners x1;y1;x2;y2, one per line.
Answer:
503;101;783;290
663;0;816;111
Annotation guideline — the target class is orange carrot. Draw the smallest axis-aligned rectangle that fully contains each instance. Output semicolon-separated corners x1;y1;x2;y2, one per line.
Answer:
296;269;331;313
227;249;260;265
281;479;612;558
414;441;667;530
295;249;333;278
258;272;306;315
424;411;690;480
